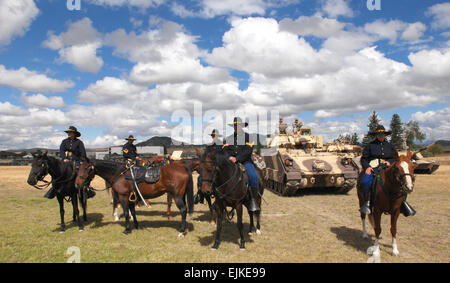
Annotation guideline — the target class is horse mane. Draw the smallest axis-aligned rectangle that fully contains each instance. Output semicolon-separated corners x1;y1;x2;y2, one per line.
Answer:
214;151;235;171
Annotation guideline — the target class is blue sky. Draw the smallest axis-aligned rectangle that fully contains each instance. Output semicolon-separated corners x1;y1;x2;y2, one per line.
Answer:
0;0;449;149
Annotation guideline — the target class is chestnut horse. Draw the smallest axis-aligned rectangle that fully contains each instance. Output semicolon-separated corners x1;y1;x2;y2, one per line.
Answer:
357;150;415;257
75;159;193;236
199;150;264;250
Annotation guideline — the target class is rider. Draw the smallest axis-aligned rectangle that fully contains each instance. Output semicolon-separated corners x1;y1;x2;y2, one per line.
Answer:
360;125;415;217
195;129;223;204
223;117;260;212
122;135;142;164
45;126;93;199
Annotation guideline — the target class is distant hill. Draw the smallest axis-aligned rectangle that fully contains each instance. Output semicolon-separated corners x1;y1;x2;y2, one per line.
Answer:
136;136;178;147
434;140;450;153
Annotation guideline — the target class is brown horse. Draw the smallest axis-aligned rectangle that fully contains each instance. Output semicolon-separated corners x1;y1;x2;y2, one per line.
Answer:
357;150;415;257
199;150;264;250
75;159;193;236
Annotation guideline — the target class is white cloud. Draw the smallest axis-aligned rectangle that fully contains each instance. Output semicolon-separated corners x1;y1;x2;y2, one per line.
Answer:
364;20;408;44
411;107;450;141
78;77;146;103
0;65;74;93
279;14;346;38
43;18;103;73
170;0;300;18
20;93;65;108
0;0;39;46
321;0;353;18
207;17;340;78
427;2;450;30
401;22;427;41
0;102;27;116
105;20;231;85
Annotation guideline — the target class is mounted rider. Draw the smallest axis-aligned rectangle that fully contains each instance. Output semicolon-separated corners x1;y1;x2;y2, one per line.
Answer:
223;117;260;212
45;126;94;199
195;129;223;204
122;135;142;165
360;125;415;217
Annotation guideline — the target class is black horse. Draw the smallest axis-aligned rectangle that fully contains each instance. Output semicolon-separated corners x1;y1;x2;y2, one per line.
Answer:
27;151;86;232
199;150;264;250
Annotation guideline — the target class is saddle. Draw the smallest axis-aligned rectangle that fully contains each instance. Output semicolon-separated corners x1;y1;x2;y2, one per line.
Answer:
125;166;161;184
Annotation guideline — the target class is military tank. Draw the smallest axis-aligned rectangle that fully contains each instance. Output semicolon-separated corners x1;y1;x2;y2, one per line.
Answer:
261;127;359;196
411;152;440;174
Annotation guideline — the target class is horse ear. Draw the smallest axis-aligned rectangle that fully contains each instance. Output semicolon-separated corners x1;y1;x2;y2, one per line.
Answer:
393;149;400;161
406;150;412;160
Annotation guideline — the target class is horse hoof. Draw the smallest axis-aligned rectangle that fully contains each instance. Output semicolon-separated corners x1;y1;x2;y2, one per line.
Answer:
122;230;131;235
211;247;218;251
256;229;261;235
178;232;185;238
393;250;399;257
362;233;369;239
79;228;84;232
59;230;65;234
240;248;246;251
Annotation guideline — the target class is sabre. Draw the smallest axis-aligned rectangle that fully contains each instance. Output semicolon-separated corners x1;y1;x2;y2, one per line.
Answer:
129;165;149;208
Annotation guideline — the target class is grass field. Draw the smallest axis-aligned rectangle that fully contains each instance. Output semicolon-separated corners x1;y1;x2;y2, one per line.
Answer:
0;164;449;263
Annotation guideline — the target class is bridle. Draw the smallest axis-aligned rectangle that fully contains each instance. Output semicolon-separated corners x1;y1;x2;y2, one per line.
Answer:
392;164;415;194
31;158;51;190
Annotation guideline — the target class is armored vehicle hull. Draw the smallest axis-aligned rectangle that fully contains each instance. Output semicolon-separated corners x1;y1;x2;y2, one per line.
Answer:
262;128;359;196
413;159;440;174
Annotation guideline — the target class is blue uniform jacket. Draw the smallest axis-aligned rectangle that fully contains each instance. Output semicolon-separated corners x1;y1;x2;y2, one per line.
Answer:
361;139;395;170
60;138;86;161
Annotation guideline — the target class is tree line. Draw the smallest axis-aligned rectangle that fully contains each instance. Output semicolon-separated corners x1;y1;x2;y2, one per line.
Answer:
341;111;430;151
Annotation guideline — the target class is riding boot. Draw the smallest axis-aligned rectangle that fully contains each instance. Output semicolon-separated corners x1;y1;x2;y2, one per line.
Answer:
87;186;96;199
359;186;371;215
248;186;260;212
400;194;416;217
44;187;56;199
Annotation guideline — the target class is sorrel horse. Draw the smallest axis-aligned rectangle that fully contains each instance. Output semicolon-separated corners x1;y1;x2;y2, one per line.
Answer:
75;159;194;236
199;150;264;250
357;150;416;257
27;151;87;232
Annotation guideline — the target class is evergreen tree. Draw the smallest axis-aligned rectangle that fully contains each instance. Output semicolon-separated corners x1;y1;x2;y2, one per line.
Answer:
362;111;382;146
404;120;426;150
351;133;360;145
390;114;404;150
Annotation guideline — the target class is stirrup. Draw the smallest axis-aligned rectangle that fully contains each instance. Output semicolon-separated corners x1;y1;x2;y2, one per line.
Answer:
401;201;416;217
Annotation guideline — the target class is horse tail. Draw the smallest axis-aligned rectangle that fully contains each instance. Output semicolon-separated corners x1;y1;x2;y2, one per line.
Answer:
185;167;194;215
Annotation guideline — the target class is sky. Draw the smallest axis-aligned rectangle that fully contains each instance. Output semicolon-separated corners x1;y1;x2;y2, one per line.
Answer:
0;0;449;150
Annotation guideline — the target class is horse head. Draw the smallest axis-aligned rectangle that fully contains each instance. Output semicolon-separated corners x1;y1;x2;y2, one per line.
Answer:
75;161;95;190
198;150;218;196
392;150;415;194
27;150;49;187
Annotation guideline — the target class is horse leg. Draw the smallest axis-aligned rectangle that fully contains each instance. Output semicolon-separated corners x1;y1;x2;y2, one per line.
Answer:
174;195;187;237
206;195;216;225
119;195;132;234
237;204;245;250
167;194;172;220
72;192;84;232
255;210;261;235
212;203;223;250
361;213;369;238
391;209;401;256
248;210;255;235
129;201;139;230
57;195;65;233
368;211;382;260
112;191;120;222
79;189;87;222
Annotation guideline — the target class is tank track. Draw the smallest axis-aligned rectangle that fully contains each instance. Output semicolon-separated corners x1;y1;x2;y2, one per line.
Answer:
335;178;356;194
264;178;298;196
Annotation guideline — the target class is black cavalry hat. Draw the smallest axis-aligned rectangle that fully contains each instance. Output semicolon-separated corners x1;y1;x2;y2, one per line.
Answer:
210;129;222;137
125;135;137;141
228;117;248;128
64;126;81;137
370;125;392;136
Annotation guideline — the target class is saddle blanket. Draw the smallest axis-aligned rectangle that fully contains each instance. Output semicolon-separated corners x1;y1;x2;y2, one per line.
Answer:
125;166;160;184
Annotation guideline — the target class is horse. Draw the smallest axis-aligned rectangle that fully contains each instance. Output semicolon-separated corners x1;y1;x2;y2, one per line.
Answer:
27;151;87;232
198;150;264;250
357;150;416;257
75;159;194;236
